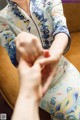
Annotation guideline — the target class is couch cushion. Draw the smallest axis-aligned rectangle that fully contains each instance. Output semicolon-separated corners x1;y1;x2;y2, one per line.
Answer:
63;3;80;33
64;32;80;71
0;0;7;10
0;46;19;108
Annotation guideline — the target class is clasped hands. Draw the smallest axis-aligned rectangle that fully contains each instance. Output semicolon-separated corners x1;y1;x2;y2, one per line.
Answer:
15;32;60;102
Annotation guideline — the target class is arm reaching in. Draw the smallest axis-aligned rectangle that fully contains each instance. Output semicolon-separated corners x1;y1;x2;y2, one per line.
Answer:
11;56;54;120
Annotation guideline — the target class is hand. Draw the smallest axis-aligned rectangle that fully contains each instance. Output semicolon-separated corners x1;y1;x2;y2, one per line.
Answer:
18;57;42;101
39;50;61;66
38;50;61;94
12;58;42;120
18;55;58;102
15;32;43;65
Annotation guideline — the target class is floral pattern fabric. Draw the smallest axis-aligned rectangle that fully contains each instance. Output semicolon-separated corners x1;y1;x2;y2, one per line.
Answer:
40;56;80;120
0;0;70;65
0;0;80;120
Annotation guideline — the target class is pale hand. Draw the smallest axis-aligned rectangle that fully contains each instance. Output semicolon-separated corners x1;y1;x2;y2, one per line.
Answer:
15;32;43;65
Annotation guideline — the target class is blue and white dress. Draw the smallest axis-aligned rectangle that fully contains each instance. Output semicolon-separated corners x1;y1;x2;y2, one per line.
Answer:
0;0;80;119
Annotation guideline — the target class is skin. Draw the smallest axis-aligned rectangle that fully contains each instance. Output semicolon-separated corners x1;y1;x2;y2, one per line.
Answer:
11;58;42;120
15;32;43;65
12;57;61;120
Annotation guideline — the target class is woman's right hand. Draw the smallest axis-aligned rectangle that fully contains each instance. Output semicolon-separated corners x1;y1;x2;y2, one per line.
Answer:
15;32;43;65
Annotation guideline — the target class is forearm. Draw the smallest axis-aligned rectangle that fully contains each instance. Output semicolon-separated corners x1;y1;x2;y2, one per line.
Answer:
11;91;40;120
50;33;68;57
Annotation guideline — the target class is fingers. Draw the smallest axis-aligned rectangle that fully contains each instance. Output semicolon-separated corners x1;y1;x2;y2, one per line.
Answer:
29;46;39;61
33;60;42;72
43;50;50;58
16;44;39;63
39;55;60;66
15;32;44;64
31;38;44;62
42;67;56;94
33;38;43;56
43;74;53;94
39;57;52;66
16;46;31;63
37;50;52;66
25;47;36;62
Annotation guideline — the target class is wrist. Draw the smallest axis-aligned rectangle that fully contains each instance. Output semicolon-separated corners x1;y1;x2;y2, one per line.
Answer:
18;92;39;105
12;91;39;120
49;47;62;60
19;87;42;103
50;33;68;58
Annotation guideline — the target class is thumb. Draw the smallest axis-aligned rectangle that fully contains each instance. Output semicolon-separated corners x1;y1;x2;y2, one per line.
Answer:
43;50;50;58
39;50;51;66
33;61;42;72
39;57;52;66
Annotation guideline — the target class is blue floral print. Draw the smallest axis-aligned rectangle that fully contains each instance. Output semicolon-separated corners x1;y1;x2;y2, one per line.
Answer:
0;1;80;120
0;0;70;65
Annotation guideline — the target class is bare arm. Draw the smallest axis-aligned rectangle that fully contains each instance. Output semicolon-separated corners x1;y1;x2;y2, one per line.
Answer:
50;0;71;58
11;58;42;120
39;0;70;65
50;33;68;60
11;91;39;120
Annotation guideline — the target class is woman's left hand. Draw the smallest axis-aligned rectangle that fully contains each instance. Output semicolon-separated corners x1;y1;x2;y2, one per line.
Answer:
38;50;61;94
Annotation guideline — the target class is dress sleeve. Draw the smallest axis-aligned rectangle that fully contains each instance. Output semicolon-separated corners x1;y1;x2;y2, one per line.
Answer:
0;18;18;66
51;0;71;53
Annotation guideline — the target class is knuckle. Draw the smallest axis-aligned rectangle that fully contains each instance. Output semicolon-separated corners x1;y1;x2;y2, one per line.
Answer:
32;38;36;43
52;56;59;63
39;49;43;55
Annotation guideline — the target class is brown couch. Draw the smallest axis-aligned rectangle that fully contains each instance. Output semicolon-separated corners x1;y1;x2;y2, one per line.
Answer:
63;3;80;71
